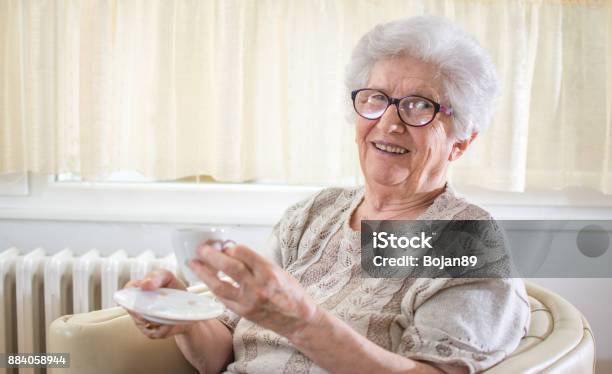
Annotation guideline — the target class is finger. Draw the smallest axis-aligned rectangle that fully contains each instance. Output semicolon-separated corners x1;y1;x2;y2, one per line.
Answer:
222;240;237;250
223;244;272;274
140;321;169;339
189;259;241;300
202;239;224;251
124;279;142;289
196;245;254;283
140;268;182;291
147;325;175;339
191;258;242;288
143;320;162;330
192;257;219;275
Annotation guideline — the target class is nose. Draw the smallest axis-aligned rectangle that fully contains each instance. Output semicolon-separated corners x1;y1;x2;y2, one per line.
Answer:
375;103;405;134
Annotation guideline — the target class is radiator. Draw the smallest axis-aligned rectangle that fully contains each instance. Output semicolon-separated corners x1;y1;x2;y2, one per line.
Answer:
0;247;177;374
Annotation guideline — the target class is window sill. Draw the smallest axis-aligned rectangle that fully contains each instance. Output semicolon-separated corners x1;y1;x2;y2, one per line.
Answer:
0;172;29;196
0;174;323;225
1;174;612;225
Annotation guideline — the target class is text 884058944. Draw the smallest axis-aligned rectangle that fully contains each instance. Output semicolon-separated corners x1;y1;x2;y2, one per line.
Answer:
0;353;70;368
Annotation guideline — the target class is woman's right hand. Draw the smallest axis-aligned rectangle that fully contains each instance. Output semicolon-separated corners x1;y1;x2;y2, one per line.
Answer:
124;268;193;339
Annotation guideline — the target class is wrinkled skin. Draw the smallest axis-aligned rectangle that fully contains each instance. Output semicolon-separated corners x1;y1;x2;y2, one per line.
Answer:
188;243;319;339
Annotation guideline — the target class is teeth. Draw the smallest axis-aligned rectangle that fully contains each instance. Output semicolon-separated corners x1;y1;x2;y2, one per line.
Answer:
374;143;407;154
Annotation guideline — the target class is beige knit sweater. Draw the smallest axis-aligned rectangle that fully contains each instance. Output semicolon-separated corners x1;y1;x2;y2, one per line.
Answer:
217;186;530;373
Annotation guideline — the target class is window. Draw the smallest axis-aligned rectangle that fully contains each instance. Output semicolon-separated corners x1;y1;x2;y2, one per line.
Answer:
2;1;611;193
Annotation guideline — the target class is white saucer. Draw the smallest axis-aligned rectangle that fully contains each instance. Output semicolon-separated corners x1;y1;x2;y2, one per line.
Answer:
137;313;193;325
114;288;225;324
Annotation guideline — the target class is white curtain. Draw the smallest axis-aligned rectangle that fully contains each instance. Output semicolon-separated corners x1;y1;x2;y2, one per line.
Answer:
1;0;611;192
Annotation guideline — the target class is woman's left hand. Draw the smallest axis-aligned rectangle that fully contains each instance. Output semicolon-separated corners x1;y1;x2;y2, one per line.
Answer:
188;242;320;339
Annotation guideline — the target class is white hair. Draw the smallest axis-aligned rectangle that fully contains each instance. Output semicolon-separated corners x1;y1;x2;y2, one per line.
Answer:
345;16;501;140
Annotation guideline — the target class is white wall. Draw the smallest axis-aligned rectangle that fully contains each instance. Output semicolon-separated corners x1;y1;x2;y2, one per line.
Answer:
0;219;271;258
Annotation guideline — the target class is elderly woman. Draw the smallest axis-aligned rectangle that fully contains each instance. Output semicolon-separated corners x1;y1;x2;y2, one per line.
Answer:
127;16;530;374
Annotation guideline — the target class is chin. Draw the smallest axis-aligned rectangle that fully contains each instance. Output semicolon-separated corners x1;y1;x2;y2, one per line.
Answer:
366;169;411;187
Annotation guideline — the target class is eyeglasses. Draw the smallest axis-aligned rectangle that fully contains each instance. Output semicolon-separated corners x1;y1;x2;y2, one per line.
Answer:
351;88;453;127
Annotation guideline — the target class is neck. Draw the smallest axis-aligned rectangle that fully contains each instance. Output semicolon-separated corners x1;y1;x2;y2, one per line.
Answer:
359;178;447;220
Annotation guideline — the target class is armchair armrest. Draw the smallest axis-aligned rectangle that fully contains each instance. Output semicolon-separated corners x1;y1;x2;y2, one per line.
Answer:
48;306;195;374
47;285;211;374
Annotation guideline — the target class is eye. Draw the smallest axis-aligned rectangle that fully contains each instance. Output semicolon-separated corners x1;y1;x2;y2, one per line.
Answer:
412;100;432;110
401;97;434;112
368;93;387;103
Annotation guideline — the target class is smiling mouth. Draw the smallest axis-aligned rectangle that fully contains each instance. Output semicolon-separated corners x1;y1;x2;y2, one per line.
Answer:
371;142;409;155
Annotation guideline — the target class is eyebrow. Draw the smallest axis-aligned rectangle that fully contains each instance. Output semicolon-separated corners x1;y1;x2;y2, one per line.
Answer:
366;87;438;99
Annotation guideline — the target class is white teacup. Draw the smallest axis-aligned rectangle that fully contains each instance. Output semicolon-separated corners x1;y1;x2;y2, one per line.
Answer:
171;227;231;285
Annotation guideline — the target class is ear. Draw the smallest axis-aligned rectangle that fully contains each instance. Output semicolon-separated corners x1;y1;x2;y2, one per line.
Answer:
449;133;478;161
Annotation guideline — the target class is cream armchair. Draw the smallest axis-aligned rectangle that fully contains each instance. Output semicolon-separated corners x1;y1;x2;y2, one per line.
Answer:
47;282;595;374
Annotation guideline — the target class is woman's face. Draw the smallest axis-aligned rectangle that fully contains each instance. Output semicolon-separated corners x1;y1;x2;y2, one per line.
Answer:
355;55;464;189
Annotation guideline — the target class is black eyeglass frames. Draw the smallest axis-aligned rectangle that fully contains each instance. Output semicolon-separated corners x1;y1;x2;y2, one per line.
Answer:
351;88;453;127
